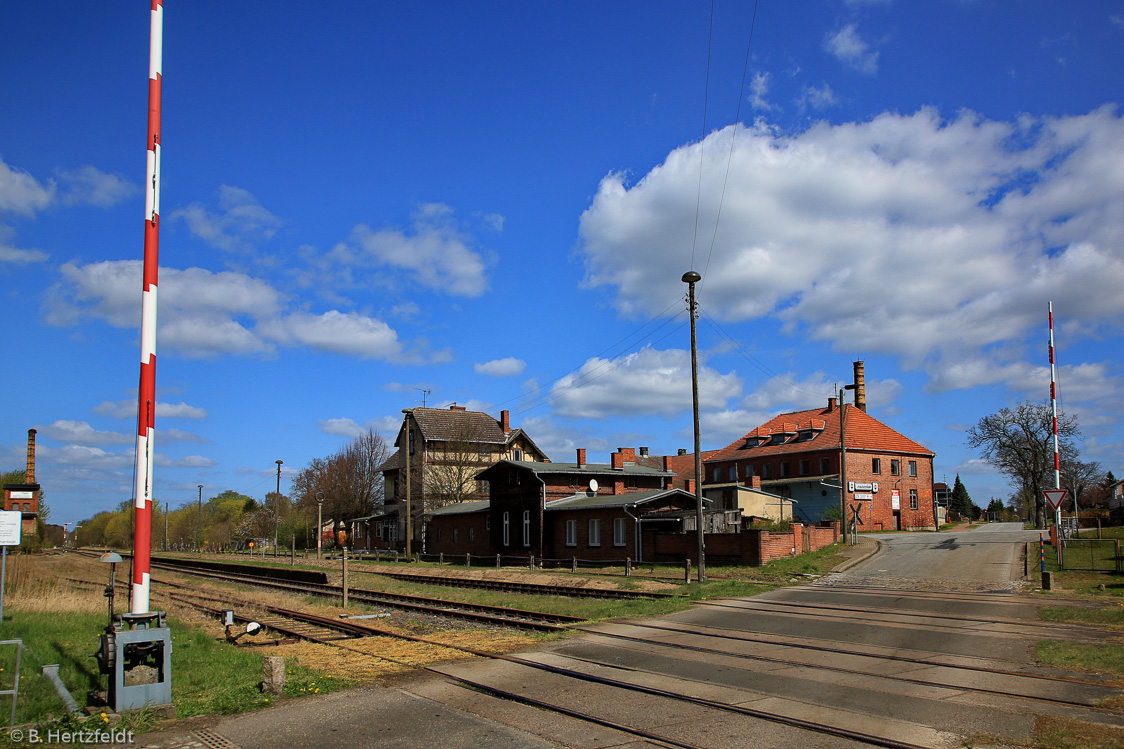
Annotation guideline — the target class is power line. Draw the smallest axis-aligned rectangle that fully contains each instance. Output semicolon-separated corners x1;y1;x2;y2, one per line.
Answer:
702;0;760;282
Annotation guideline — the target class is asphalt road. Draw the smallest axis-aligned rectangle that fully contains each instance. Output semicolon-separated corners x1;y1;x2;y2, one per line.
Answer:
139;524;1120;749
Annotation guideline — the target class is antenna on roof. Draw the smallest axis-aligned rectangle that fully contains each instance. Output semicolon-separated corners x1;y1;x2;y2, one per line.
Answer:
414;387;431;407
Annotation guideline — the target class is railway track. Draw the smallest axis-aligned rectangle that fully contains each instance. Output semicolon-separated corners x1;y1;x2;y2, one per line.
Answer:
144;556;582;631
368;569;678;599
167;593;937;749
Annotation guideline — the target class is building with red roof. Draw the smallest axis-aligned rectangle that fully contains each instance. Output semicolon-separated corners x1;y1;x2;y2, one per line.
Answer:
703;369;937;531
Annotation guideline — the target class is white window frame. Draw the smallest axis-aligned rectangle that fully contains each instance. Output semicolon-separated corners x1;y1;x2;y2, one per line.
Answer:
613;517;626;547
502;511;510;546
522;510;531;547
588;518;601;547
565;519;577;546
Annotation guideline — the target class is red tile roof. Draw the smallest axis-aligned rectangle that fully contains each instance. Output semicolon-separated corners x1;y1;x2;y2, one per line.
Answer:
706;404;933;464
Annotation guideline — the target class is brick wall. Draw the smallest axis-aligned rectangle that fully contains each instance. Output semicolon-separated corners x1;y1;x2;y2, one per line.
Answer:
845;452;936;531
427;512;492;556
646;521;840;566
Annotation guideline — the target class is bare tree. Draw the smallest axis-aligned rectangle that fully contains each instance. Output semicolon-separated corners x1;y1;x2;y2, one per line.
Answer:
1060;455;1105;515
966;400;1081;529
292;429;390;543
423;419;492;510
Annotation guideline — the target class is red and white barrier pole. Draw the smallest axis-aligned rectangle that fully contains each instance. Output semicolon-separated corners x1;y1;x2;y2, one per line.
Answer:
132;0;163;615
1049;302;1061;530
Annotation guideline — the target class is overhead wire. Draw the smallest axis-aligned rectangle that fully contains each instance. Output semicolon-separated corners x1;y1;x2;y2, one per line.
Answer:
700;309;836;400
689;0;716;271
702;0;759;282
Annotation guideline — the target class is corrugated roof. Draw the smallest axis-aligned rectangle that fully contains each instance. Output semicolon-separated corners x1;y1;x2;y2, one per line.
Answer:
545;488;704;511
706;403;934;464
479;459;672;479
425;499;490;517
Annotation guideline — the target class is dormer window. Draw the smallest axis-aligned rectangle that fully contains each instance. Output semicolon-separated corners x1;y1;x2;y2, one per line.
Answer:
796;430;814;442
770;433;788;445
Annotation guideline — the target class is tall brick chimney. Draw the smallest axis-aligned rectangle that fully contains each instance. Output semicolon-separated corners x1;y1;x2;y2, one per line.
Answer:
26;429;36;485
853;360;867;413
500;410;510;434
576;448;586;467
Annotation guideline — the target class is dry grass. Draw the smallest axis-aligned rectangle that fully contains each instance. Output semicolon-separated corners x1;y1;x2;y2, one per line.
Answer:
5;551;111;614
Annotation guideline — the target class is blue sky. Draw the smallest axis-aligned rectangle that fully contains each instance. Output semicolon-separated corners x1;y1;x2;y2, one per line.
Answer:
3;1;1123;527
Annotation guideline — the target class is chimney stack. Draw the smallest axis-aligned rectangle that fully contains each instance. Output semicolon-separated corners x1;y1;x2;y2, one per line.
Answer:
611;452;624;470
26;429;36;485
576;448;586;467
500;410;510;434
639;446;649;458
853;361;867;413
827;397;837;412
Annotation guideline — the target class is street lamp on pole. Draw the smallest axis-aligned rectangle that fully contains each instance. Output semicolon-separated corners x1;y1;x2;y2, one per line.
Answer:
197;484;204;553
682;270;705;583
315;492;325;560
274;459;283;553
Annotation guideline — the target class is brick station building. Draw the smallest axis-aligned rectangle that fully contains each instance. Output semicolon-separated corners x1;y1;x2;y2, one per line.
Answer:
2;429;41;538
704;365;938;532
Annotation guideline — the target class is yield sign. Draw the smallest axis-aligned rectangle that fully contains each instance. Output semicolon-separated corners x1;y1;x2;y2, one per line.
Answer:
1043;488;1069;510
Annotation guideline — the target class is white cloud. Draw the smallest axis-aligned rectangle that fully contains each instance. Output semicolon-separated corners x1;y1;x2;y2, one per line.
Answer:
0;225;48;265
578;107;1124;400
46;260;422;362
0;158;54;215
261;310;403;360
94;399;208;420
155;454;217;468
318;418;365;438
475;357;527;377
171;185;283;253
57;166;136;207
550;347;741;419
750;72;773;111
330;203;490;297
36;420;133;446
796;83;839;111
824;23;880;74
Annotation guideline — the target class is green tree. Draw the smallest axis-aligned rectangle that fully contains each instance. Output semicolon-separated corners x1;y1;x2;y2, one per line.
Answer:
949;475;973;519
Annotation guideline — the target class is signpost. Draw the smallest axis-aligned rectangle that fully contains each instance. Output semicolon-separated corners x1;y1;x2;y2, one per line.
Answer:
0;511;23;624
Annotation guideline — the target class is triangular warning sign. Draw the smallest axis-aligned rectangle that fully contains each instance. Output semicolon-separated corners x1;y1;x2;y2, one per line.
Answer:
1043;488;1069;510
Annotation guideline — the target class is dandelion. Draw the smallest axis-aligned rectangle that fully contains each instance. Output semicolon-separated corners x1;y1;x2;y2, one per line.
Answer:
314;688;319;693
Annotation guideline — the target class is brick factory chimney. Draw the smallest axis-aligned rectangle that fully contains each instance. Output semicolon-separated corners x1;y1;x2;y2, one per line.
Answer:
26;429;36;485
500;410;510;434
576;448;586;467
853;360;867;413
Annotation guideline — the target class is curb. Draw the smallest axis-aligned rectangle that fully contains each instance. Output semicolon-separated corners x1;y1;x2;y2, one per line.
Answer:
830;536;882;573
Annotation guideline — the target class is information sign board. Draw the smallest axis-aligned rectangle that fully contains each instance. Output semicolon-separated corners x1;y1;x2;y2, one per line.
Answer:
0;511;22;546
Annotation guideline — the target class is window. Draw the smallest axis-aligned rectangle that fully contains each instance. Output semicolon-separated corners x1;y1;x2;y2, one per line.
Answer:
819;457;830;474
729;466;737;482
871;458;881;474
454;528;460;542
713;467;721;482
762;463;772;479
780;461;790;478
565;520;577;546
522;510;531;547
502;512;510;546
437;528;443;541
613;517;626;546
908;460;918;477
909;489;918;510
486;516;491;531
408;430;415;456
770;434;787;445
589;519;601;546
744;464;755;478
513;449;524;461
891;459;900;476
799;459;810;476
470;528;475;541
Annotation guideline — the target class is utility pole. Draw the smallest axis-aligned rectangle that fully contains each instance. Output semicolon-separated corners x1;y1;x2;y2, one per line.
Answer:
401;409;413;559
682;271;705;583
838;387;849;545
